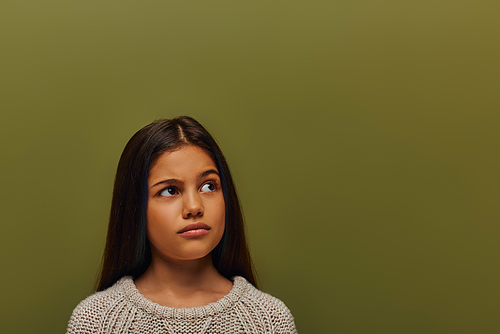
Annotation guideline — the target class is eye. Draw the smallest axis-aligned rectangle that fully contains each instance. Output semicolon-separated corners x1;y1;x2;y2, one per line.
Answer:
159;186;178;197
201;182;217;193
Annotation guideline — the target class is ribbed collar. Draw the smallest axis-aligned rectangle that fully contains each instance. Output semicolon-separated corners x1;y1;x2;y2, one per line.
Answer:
118;276;248;320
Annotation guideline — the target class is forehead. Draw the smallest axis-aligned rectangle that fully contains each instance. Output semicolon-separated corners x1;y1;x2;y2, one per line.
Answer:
149;145;217;179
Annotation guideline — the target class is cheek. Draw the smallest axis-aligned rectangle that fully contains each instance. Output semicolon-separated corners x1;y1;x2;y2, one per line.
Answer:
204;194;226;243
146;204;177;242
213;196;226;226
214;198;226;241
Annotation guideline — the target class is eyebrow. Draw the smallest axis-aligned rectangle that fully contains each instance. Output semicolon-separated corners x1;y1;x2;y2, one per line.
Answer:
151;169;220;188
200;169;220;178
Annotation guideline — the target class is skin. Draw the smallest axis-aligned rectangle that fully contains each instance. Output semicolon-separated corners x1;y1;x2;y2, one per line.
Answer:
134;145;233;308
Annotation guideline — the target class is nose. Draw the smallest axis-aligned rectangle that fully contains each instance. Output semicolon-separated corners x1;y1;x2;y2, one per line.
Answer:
182;190;204;219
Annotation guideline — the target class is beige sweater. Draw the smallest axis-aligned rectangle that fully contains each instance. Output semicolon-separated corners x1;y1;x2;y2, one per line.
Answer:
66;276;297;333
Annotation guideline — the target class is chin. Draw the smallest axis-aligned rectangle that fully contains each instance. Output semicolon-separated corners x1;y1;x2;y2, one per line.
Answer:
176;247;215;262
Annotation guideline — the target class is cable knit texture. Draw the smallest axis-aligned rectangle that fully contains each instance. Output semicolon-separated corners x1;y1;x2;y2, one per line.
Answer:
66;276;297;333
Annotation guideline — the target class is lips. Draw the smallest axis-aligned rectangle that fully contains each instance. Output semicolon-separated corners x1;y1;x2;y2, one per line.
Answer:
177;222;211;237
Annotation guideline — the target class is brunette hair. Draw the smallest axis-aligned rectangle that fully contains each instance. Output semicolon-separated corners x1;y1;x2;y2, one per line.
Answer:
96;116;257;291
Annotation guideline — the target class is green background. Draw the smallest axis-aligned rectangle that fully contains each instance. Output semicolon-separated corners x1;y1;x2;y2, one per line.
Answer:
1;1;499;333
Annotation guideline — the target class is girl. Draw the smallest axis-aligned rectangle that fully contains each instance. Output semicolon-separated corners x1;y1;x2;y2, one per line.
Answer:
66;116;297;333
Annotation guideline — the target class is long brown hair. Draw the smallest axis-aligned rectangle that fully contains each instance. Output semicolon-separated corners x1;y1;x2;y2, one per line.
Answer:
96;116;257;291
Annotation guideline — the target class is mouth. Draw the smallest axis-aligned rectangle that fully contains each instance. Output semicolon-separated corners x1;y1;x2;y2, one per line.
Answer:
177;222;211;237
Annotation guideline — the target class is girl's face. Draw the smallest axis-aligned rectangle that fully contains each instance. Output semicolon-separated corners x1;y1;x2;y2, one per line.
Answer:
146;145;225;263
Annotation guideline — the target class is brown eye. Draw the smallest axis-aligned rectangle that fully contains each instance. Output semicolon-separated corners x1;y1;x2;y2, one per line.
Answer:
160;187;177;197
201;182;216;192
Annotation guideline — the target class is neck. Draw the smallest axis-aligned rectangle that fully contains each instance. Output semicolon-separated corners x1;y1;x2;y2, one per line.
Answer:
134;253;233;308
142;254;221;289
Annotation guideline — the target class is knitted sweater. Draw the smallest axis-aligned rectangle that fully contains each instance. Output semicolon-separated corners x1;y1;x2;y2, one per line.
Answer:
66;276;297;333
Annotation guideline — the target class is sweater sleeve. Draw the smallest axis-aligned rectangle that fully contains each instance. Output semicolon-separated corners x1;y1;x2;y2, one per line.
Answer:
66;289;128;334
66;296;101;334
245;286;298;334
269;299;298;334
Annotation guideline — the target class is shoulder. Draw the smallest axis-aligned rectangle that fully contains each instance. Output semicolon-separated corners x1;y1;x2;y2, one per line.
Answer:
66;277;131;334
236;277;297;334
